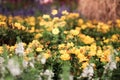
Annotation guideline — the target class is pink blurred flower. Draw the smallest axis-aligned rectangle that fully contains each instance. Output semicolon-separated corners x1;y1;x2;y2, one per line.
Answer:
40;0;53;4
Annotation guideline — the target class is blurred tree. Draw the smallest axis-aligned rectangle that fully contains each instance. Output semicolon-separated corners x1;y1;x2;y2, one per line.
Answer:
78;0;120;22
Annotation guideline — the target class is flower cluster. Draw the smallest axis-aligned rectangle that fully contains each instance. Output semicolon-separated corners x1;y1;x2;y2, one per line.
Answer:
0;11;120;80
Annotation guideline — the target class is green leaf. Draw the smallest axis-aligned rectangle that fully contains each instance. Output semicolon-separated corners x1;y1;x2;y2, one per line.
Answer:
62;61;71;80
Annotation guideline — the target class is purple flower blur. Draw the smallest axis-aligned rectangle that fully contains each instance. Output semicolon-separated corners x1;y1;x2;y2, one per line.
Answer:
0;0;78;16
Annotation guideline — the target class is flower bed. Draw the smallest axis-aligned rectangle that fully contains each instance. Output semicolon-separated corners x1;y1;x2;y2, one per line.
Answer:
0;11;120;80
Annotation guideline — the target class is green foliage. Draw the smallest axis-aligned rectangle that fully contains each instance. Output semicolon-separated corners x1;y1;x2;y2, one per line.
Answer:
0;27;34;45
62;61;71;80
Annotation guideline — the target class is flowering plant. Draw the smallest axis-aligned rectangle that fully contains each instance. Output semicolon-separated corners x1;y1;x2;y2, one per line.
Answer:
0;11;120;80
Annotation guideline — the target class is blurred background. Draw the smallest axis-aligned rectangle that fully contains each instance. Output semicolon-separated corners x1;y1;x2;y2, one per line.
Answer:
0;0;78;16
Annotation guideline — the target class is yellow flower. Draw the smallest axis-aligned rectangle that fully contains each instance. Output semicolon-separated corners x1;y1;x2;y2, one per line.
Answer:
67;42;74;48
0;46;3;54
67;13;79;19
0;15;6;21
60;53;70;60
96;49;103;57
25;48;32;54
100;49;112;62
70;29;79;36
117;23;120;28
14;22;20;26
73;48;80;55
117;47;120;51
78;19;84;25
39;20;46;26
14;22;22;29
29;21;35;26
89;44;97;57
100;56;108;62
77;54;88;62
66;34;74;39
0;22;6;26
24;56;30;61
116;57;120;62
85;36;95;44
88;51;96;57
86;22;95;28
63;31;68;34
116;19;120;24
42;14;50;19
81;24;87;29
58;44;65;49
51;9;58;15
60;16;66;20
9;54;13;57
34;33;42;39
54;21;66;27
111;34;118;42
59;50;67;54
103;49;111;56
62;10;69;15
69;47;76;54
29;27;35;33
79;56;88;62
10;46;15;52
98;23;110;33
52;17;59;22
36;47;42;52
21;26;26;30
79;47;87;54
31;40;41;47
75;27;81;31
43;53;51;59
79;34;95;44
90;43;97;51
81;62;89;69
52;28;60;35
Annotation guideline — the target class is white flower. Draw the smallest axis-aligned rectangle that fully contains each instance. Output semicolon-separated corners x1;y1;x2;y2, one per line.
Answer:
0;57;5;76
0;66;5;71
41;57;46;64
29;62;34;68
22;60;28;68
109;62;117;70
7;59;21;76
69;74;73;80
44;69;52;75
103;61;116;75
15;42;24;56
81;63;94;78
0;57;4;64
37;54;46;64
43;69;54;80
38;76;42;80
104;54;117;71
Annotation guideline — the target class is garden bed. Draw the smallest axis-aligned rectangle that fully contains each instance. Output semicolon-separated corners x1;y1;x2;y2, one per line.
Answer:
0;12;120;80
